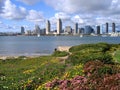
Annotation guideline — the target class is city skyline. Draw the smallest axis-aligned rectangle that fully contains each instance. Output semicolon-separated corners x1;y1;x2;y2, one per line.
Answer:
0;0;120;32
22;20;116;35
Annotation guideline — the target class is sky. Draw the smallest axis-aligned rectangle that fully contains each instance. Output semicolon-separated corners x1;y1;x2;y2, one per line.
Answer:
0;0;120;32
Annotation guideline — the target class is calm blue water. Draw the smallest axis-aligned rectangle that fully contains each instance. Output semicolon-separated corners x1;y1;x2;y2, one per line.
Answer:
0;36;120;56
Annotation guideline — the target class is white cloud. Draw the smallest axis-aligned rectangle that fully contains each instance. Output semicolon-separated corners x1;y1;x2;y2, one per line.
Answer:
5;25;14;29
26;10;45;23
49;12;70;25
49;17;57;25
17;0;41;5
0;0;44;23
55;12;70;20
0;0;5;13
0;22;14;30
44;0;120;25
71;15;84;24
0;0;27;20
0;21;2;24
45;0;112;14
0;21;3;28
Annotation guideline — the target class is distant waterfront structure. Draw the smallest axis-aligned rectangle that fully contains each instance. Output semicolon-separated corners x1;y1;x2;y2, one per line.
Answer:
46;20;51;35
21;26;25;35
65;26;72;34
112;23;115;32
79;28;84;34
35;25;40;35
57;19;62;34
97;26;100;34
84;25;94;34
77;28;80;34
26;30;32;35
74;23;78;35
40;28;46;35
106;23;108;33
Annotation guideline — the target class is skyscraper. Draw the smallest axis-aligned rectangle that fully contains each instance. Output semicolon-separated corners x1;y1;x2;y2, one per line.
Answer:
84;25;94;34
74;23;78;35
57;19;62;34
106;23;108;33
35;25;40;35
65;26;72;34
46;20;50;35
112;23;115;32
97;26;100;34
21;26;25;35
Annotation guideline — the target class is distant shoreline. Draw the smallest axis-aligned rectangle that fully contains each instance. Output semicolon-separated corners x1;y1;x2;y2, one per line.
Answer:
0;53;51;60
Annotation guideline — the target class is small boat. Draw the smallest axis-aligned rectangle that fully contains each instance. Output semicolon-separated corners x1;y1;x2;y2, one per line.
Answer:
37;34;40;37
102;35;107;37
80;34;83;37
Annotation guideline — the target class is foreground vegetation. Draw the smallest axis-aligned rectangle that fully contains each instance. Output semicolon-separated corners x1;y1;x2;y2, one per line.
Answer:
0;43;120;90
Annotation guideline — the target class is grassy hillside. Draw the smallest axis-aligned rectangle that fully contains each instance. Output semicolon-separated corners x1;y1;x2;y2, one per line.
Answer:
0;43;120;90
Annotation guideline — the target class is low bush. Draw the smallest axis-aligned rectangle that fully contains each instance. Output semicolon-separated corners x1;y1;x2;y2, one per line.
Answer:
45;76;88;90
67;52;113;65
98;65;116;75
52;51;69;57
84;61;120;77
69;42;111;53
83;61;120;90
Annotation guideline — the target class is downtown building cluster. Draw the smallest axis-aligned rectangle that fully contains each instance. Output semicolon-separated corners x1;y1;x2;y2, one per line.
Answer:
0;19;118;36
20;19;117;36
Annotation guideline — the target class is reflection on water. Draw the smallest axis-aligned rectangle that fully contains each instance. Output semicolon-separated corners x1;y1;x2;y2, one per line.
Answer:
0;36;120;56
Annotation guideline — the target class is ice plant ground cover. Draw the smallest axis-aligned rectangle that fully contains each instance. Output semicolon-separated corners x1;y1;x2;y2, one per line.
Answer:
0;43;120;90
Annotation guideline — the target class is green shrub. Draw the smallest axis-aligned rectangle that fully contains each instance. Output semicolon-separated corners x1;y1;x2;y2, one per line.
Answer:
98;66;115;75
18;56;27;59
66;52;113;65
83;61;120;90
69;43;110;53
52;51;69;57
84;60;120;77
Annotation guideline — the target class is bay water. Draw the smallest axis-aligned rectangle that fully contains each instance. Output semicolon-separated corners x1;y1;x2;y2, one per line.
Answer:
0;36;120;56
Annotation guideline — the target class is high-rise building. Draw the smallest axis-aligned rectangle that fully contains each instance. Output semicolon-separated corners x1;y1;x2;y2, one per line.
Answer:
21;26;25;35
84;25;94;34
26;30;31;35
97;26;100;34
106;23;108;33
112;23;115;32
74;23;78;35
79;28;84;34
57;19;62;34
35;25;40;35
65;26;72;34
40;28;46;35
46;20;50;35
